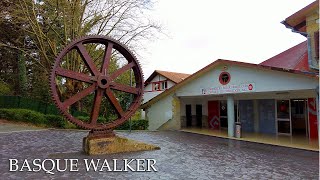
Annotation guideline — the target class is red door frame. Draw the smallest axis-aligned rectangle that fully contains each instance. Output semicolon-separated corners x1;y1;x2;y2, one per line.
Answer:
308;98;318;140
208;101;220;129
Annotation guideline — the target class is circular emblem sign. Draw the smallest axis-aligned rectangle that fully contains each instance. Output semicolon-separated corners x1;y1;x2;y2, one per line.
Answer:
219;72;231;85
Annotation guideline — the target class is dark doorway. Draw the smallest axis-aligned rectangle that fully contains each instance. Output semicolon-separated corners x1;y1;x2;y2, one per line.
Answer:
291;99;307;136
220;101;228;128
186;105;192;127
196;105;202;127
220;101;238;129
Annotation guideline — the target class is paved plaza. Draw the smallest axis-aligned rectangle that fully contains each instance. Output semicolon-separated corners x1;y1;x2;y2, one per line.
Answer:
0;127;319;179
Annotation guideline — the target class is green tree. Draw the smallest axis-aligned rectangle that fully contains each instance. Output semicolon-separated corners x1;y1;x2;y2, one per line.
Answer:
1;0;160;102
18;53;28;96
0;80;11;95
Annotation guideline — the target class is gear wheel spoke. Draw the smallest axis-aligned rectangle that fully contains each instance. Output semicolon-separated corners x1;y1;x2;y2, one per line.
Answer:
90;89;104;125
62;84;96;108
106;88;124;118
110;82;140;95
110;62;135;80
76;43;99;76
55;67;93;83
101;42;113;74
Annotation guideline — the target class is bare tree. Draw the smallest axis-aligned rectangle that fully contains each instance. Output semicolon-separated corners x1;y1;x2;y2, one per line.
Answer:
0;0;161;101
13;0;161;71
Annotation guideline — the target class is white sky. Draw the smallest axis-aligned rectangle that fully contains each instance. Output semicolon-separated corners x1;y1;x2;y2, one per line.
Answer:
138;0;315;79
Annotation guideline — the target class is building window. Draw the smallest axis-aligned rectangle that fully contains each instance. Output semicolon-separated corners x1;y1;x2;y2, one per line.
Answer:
161;81;168;90
152;81;168;91
153;82;160;91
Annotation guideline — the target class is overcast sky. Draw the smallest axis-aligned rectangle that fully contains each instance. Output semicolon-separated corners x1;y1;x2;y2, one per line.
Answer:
138;0;315;78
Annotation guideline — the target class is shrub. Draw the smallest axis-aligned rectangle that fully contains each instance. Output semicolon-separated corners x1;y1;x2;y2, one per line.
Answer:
44;115;78;129
76;116;148;130
77;116;109;123
77;116;90;122
0;108;149;130
0;108;47;124
116;119;148;130
44;114;67;128
0;81;11;95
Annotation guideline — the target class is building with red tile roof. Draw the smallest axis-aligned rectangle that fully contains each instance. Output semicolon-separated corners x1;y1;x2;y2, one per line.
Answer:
141;1;319;147
260;41;310;71
145;70;190;86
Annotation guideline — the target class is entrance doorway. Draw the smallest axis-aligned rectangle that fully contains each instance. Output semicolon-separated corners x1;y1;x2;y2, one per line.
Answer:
186;104;192;127
276;99;308;137
291;99;307;136
196;105;202;127
219;100;238;129
208;101;220;129
220;101;228;128
276;100;291;135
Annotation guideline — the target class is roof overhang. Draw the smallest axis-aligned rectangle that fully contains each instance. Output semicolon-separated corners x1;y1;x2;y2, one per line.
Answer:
282;0;319;33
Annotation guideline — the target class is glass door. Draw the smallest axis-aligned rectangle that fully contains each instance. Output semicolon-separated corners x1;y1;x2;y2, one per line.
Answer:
219;100;238;129
276;100;291;135
220;101;228;128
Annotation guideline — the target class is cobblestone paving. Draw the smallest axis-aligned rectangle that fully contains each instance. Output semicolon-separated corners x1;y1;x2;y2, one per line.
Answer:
0;129;318;179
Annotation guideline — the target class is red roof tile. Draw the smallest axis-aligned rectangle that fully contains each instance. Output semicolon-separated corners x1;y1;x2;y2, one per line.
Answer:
259;41;310;71
155;70;190;83
144;70;190;86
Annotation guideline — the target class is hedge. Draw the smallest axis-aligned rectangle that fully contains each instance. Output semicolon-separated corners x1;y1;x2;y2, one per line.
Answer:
77;116;109;123
76;116;148;130
0;108;148;130
0;108;74;128
0;108;47;124
116;119;148;130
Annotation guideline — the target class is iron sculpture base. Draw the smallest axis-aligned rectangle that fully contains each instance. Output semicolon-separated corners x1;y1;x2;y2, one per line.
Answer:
83;130;160;155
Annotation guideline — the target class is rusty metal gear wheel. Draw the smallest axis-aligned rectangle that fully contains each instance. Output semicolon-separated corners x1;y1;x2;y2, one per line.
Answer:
50;35;143;131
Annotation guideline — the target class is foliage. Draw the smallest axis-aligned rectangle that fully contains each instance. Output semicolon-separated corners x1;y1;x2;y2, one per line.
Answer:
44;114;66;128
18;53;27;96
131;109;142;120
0;0;161;103
0;108;148;130
0;108;80;128
0;81;11;95
116;119;148;130
0;95;60;115
77;116;110;123
76;116;148;130
44;115;78;129
0;107;148;130
0;108;47;124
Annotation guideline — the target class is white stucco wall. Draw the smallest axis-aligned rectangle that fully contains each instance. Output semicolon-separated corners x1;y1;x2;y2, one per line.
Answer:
147;94;174;130
145;63;318;130
176;64;318;97
167;80;175;88
143;91;162;103
143;74;176;103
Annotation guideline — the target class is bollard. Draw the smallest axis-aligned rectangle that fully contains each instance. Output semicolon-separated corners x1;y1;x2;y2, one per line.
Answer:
235;122;241;138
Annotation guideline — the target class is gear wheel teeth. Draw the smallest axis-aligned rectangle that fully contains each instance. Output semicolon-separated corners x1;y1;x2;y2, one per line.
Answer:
49;35;143;131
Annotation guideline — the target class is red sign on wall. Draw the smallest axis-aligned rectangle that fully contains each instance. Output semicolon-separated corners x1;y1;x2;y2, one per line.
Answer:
208;101;220;129
308;98;318;140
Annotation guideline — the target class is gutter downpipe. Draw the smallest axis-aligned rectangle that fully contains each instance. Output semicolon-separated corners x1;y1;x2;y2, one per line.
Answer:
281;21;319;140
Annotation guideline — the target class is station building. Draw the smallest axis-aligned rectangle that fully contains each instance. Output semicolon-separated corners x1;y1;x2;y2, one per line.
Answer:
141;1;319;148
